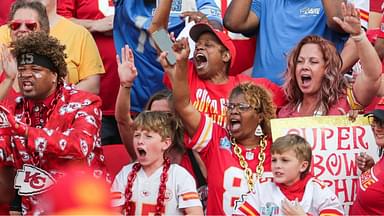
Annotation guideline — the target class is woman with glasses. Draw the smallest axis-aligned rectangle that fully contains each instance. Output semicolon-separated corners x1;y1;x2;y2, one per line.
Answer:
349;101;384;214
160;35;276;214
278;3;382;118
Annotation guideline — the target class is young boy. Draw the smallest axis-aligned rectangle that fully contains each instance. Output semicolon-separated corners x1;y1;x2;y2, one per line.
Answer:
234;134;344;216
110;111;203;215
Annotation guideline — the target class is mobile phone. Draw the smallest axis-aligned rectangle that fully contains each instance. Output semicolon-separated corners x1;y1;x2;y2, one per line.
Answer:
151;28;177;65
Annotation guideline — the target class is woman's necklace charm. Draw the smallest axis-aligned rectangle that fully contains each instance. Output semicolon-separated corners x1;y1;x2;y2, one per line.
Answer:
245;151;254;160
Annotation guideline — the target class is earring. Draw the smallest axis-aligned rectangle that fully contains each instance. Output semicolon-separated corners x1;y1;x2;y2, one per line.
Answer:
255;124;264;137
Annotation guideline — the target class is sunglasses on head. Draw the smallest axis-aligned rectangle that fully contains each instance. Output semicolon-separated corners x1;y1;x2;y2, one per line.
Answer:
9;20;38;31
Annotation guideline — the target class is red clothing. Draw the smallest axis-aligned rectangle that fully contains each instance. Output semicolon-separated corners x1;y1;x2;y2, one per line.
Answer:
370;0;384;13
164;61;286;127
278;96;351;118
0;0;14;25
0;85;108;214
57;0;118;116
188;114;272;215
350;157;384;215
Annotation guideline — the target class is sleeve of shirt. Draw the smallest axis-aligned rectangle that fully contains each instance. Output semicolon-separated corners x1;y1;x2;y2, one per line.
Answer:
77;28;106;80
57;0;76;18
313;180;345;216
187;114;213;152
232;190;261;216
378;14;384;39
196;0;222;24
26;94;102;159
252;77;287;109
0;137;13;166
176;165;202;209
111;165;130;207
250;0;262;18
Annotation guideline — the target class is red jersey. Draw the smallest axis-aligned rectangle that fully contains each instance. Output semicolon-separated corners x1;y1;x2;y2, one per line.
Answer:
370;0;384;12
188;114;272;215
57;0;118;116
164;61;286;127
0;85;109;214
0;0;14;25
350;157;384;215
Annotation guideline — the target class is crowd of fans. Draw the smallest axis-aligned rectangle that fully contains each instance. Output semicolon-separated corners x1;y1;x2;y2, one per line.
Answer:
0;0;384;215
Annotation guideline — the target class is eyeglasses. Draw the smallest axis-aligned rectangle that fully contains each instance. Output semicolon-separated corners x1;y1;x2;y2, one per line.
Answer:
368;116;384;128
9;20;38;31
224;103;255;112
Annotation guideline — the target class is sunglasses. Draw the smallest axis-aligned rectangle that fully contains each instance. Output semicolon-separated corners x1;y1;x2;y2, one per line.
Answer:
9;20;38;31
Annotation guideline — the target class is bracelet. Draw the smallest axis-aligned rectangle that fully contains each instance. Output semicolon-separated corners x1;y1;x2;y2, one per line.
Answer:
351;30;366;42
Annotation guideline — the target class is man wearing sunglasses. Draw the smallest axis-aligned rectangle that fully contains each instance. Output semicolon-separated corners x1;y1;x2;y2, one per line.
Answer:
0;31;107;215
0;0;105;95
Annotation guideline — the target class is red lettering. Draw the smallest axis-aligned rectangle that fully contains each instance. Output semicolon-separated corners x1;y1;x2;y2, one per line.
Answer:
344;153;358;176
312;155;325;177
326;153;342;176
353;126;368;150
337;127;351;150
320;128;334;151
24;171;40;183
334;179;350;202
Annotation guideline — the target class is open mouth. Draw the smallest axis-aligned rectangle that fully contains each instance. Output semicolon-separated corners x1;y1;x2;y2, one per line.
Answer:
194;53;207;70
229;119;241;131
137;147;147;157
300;74;312;85
22;81;34;91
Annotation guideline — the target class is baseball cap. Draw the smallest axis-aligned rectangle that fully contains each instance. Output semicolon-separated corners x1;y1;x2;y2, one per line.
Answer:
365;97;384;121
189;23;236;69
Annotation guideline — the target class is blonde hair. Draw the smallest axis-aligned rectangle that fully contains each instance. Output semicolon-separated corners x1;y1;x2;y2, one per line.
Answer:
272;134;312;178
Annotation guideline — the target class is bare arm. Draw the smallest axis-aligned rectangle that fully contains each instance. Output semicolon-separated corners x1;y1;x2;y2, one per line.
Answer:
75;74;100;95
148;0;172;34
223;0;259;34
158;38;200;137
340;37;359;73
184;206;204;215
334;3;382;106
322;0;347;32
115;45;137;160
375;37;384;60
70;15;114;34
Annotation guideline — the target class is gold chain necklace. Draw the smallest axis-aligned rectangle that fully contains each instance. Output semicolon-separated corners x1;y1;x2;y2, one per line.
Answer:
230;135;267;192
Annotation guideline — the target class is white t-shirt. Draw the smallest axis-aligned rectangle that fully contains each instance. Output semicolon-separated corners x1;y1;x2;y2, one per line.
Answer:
111;163;201;215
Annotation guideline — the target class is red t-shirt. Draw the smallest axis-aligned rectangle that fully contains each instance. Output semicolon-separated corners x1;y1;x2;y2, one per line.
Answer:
164;61;286;127
188;114;272;215
57;0;118;116
350;157;384;215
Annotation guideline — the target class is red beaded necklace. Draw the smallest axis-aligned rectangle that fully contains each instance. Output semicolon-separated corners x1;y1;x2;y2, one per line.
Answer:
123;157;171;215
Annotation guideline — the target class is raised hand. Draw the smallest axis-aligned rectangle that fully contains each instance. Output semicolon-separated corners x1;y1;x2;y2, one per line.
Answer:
0;44;17;81
333;2;361;36
116;45;137;88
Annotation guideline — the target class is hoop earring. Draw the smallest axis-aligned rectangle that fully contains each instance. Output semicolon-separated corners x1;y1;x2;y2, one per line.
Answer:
255;124;264;137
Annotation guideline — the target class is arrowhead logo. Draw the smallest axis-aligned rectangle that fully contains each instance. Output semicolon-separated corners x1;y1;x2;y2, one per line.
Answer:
14;164;56;196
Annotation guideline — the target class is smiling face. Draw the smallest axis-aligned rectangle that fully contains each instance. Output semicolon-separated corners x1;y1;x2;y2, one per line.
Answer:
369;116;384;147
272;149;309;186
10;8;41;41
17;64;57;100
226;93;262;141
295;43;326;96
133;129;171;173
193;32;230;80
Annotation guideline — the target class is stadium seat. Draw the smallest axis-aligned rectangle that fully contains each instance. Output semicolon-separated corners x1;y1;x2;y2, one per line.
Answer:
101;144;131;181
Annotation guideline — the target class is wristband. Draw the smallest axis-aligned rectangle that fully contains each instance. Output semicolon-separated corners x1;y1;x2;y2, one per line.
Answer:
351;30;366;42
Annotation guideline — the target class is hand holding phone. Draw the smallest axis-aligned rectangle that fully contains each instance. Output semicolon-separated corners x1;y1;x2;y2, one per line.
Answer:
152;28;177;65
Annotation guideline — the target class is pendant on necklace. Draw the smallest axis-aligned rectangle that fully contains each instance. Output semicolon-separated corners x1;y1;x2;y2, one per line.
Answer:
245;151;254;160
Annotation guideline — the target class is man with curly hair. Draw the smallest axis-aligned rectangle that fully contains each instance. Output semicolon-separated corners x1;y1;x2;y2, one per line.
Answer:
0;32;108;215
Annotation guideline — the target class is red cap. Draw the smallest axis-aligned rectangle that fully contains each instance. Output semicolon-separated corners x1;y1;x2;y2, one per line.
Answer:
189;23;237;69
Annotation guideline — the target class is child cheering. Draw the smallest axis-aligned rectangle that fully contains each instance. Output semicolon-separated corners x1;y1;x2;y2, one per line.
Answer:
111;111;203;215
234;134;344;215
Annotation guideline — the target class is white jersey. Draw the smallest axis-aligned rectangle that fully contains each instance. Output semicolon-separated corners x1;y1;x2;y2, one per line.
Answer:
233;177;345;216
111;163;201;215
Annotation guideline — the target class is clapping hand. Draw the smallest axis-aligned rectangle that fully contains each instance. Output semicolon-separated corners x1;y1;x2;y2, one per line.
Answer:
116;45;137;88
281;199;306;216
0;44;17;81
356;152;375;172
